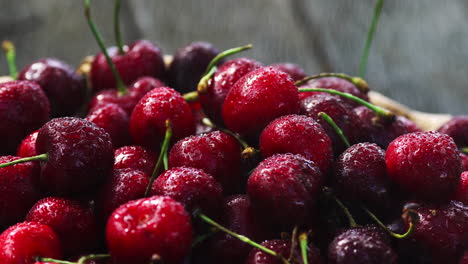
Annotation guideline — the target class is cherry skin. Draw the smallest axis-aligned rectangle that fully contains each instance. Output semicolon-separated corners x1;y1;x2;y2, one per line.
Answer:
199;57;263;125
385;131;462;201
17;130;39;157
25;197;98;257
91;40;165;91
0;81;50;155
36;117;114;196
437;115;468;148
222;66;300;141
150;166;223;217
88;76;165;115
113;145;157;176
0;156;40;228
86;103;131;148
106;196;193;264
454;171;468;204
462;153;468;171
130;87;195;150
168;41;220;93
270;62;307;81
248;153;323;230
0;221;62;264
260;114;333;174
18;58;86;117
460;250;468;264
245;239;323;264
168;130;242;194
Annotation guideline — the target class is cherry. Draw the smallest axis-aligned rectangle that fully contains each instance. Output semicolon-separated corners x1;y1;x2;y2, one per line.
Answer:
333;142;392;211
113;145;157;176
248;153;323;230
437;116;468;149
168;130;242;194
18;58;86;117
245;239;322;264
168;41;220;93
0;81;50;154
86;103;131;148
463;153;468;171
0;221;62;264
454;171;468;204
0;156;40;227
460;250;468;264
150;166;222;217
17;130;39;157
106;196;192;264
327;227;397;264
270;62;307;82
130;87;195;150
223;66;300;141
25;197;98;256
386;131;462;201
199;57;263;125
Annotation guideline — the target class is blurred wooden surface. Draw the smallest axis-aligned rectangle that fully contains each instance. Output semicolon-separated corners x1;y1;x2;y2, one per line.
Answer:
0;0;467;115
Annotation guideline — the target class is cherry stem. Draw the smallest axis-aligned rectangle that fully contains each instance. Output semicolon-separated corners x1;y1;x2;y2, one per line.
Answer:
299;233;309;264
359;0;384;77
36;254;110;264
114;0;125;54
323;187;358;228
144;120;172;197
318;112;351;148
295;73;369;93
461;147;468;154
288;226;299;262
35;257;74;264
298;87;395;122
197;44;253;93
363;206;415;239
183;91;199;102
85;0;127;95
0;153;48;169
2;40;18;80
197;212;291;264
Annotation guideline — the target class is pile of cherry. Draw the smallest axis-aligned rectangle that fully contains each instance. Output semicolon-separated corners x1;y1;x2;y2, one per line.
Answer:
1;1;468;264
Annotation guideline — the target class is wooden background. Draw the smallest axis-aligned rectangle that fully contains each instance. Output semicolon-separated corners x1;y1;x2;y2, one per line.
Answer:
0;0;467;115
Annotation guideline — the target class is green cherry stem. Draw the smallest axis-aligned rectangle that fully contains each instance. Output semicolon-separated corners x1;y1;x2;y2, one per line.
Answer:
144;120;172;197
323;187;358;228
298;87;395;122
85;0;127;95
318;112;351;148
2;40;18;79
461;147;468;154
359;0;384;77
197;212;291;264
0;153;48;168
114;0;125;54
363;206;415;239
295;73;369;93
182;91;199;102
298;233;309;264
77;254;111;264
288;226;299;262
35;257;74;264
197;44;253;93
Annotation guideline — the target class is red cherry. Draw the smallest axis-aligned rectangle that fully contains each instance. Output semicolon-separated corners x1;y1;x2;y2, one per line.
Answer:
113;145;157;176
106;196;193;264
17;130;39;157
270;62;307;81
0;222;62;264
454;171;468;204
438;116;468;148
462;153;468;171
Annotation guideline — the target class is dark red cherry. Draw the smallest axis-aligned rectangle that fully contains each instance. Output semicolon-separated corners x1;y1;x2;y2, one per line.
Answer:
25;197;98;256
298;76;369;108
248;153;323;230
0;221;62;264
168;131;242;194
223;66;300;141
17;130;39;157
130;87;195;150
438;116;468;148
88;76;165;115
113;145;157;176
270;62;307;81
0;156;40;227
18;58;86;117
454;171;468;204
86;103;131;148
460;250;468;264
106;196;192;264
36;117;114;196
91;40;165;91
0;81;50;154
328;227;397;264
260;114;333;174
246;239;323;264
462;153;468;171
334;143;392;211
199;58;263;125
168;41;220;93
386;131;462;201
150;166;223;217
